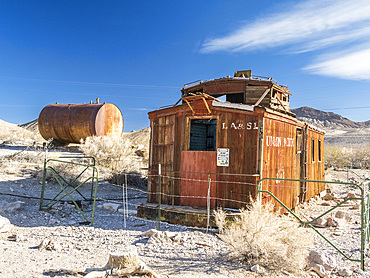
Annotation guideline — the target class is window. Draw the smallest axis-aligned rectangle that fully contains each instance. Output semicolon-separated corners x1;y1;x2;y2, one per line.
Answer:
226;93;244;103
272;89;277;98
189;119;217;151
312;139;315;163
318;140;322;162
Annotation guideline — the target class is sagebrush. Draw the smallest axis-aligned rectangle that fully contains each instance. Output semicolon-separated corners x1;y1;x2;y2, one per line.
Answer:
79;135;148;187
0;121;44;146
325;143;370;169
214;198;313;272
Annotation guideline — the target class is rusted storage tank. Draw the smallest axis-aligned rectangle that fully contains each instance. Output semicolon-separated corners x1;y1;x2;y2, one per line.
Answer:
38;101;123;144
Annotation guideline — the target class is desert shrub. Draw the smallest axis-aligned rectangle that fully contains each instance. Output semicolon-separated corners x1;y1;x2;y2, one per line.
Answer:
214;198;313;273
0;121;44;146
325;143;370;169
0;147;44;176
79;135;148;187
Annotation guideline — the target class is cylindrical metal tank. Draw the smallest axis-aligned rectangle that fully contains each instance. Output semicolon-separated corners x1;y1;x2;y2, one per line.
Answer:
38;102;123;144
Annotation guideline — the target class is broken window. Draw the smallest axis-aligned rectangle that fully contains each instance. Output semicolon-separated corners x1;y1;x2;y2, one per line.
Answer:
226;93;244;103
189;119;217;151
312;139;315;163
272;89;277;98
318;140;322;162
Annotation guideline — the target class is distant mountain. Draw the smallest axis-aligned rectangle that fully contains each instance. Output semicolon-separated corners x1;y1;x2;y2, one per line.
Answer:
291;106;367;129
19;119;38;132
291;106;370;145
364;120;370;127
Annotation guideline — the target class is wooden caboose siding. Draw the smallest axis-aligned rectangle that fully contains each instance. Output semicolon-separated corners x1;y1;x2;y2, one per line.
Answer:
147;113;176;204
148;98;325;211
148;100;218;206
262;114;301;209
214;107;263;208
244;85;271;107
305;128;325;200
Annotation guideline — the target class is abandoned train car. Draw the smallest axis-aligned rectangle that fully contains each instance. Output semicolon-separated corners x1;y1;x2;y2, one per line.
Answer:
145;70;325;212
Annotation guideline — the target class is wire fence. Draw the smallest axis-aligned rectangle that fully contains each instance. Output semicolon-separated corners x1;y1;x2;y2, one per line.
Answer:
1;156;370;270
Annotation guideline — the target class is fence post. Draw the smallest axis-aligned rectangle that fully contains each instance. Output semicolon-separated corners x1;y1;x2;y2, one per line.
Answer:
39;149;48;210
206;172;211;233
122;173;127;229
172;171;175;209
158;164;161;231
361;182;365;271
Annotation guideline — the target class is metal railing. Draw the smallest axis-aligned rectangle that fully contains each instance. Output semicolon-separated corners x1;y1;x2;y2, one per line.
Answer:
257;177;370;271
40;155;99;226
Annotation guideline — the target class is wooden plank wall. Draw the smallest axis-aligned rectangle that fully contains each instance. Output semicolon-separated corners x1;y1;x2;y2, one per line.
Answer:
148;100;325;211
262;115;299;210
305;128;325;200
215;109;261;208
147;114;175;204
244;85;270;106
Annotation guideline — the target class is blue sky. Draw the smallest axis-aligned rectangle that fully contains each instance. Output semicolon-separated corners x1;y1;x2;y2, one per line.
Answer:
1;0;369;131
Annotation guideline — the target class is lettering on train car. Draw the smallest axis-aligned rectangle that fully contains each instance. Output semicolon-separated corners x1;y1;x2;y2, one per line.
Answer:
266;136;294;147
222;122;258;130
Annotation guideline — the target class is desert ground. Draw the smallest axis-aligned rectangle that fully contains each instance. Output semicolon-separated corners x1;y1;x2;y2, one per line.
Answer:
0;119;370;277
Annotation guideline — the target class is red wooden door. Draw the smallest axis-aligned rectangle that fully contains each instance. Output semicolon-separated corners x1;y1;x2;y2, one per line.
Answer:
180;151;217;207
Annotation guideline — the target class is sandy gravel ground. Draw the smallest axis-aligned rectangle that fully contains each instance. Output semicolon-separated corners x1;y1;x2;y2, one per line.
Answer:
0;144;370;277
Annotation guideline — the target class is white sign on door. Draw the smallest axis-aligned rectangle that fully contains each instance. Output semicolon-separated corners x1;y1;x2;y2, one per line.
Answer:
217;148;229;167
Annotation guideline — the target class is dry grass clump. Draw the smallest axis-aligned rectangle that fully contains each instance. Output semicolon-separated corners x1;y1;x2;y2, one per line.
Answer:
214;198;313;273
0;119;44;146
40;157;98;186
0;148;44;176
325;143;370;169
79;134;148;187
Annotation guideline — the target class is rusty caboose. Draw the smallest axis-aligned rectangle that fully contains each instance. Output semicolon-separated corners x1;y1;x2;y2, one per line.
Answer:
141;70;325;222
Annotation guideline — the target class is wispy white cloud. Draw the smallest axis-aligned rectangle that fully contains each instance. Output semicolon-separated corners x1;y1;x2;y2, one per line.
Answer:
291;26;370;54
127;108;151;111
200;0;370;81
305;47;370;81
201;0;370;53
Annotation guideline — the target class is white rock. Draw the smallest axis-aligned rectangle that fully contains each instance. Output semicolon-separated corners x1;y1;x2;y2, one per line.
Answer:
15;233;26;242
326;217;338;227
0;215;11;233
141;229;158;237
345;193;357;200
0;201;25;213
322;193;336;201
319;190;328;199
101;203;120;212
335;210;351;221
308;250;336;272
312;218;327;228
172;233;185;243
311;263;328;277
337;268;352;277
250;264;259;272
39;238;51;249
164;231;176;239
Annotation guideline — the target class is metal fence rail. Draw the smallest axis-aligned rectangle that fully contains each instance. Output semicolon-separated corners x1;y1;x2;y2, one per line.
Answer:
257;177;369;271
39;155;99;226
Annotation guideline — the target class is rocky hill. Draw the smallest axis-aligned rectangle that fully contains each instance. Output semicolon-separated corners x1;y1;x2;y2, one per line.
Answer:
291;106;367;129
292;106;370;145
